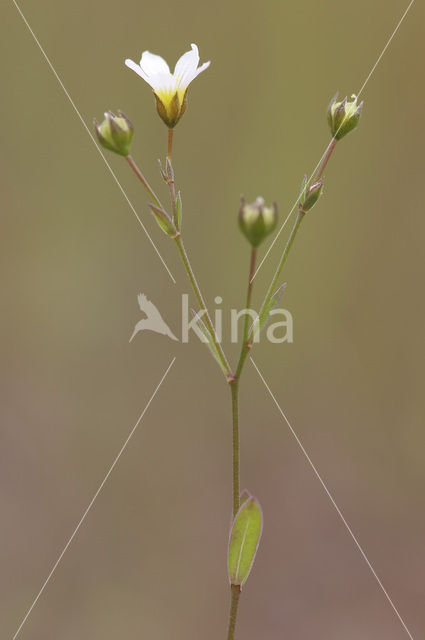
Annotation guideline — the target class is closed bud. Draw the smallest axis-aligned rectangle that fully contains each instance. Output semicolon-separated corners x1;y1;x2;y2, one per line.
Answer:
299;175;324;213
327;94;363;140
239;197;277;248
94;110;134;156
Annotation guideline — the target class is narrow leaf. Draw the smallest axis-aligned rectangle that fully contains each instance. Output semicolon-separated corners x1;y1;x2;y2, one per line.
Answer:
176;191;183;231
148;203;176;237
190;309;227;375
165;156;174;182
157;158;167;182
250;283;286;341
228;496;263;588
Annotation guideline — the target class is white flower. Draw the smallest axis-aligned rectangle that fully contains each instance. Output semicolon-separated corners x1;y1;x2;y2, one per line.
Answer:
125;43;211;127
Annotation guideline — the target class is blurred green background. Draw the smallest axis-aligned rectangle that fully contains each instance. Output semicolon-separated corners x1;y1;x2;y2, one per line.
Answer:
2;0;424;638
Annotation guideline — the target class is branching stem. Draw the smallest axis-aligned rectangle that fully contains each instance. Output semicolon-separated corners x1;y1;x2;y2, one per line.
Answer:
126;155;162;209
174;235;232;377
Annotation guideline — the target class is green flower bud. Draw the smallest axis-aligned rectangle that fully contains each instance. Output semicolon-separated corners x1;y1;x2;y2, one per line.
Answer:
327;94;363;140
239;197;277;248
94;110;134;156
299;175;324;214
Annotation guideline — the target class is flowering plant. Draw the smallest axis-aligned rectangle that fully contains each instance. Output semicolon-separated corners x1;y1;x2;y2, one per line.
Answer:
94;43;362;639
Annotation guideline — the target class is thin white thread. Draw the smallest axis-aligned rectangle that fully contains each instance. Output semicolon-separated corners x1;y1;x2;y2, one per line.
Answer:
252;0;416;282
11;0;176;284
250;357;414;640
12;357;176;639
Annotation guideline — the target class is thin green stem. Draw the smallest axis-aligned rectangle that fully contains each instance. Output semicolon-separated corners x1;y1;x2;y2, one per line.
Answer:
235;248;257;380
167;170;178;227
315;137;338;181
126;155;162;209
125;153;229;374
224;139;337;640
242;250;257;345
251;210;305;346
225;248;258;639
165;130;179;230
230;381;240;517
167;128;174;160
174;236;232;378
227;585;241;640
229;247;257;516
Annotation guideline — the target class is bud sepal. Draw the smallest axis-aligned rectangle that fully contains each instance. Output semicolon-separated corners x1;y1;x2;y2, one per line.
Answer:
299;175;324;214
94;110;134;156
239;197;278;248
327;94;363;141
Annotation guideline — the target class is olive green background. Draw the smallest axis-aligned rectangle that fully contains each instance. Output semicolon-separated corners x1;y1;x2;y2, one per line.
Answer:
2;0;424;638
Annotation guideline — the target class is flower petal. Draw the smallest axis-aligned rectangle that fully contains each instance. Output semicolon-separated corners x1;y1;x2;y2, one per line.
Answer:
174;44;199;80
125;45;210;95
139;50;170;76
174;43;210;88
125;58;148;82
189;60;211;84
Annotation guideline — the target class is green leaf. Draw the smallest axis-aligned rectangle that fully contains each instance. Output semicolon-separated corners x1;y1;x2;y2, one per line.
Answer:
190;309;227;376
228;495;263;588
148;203;177;237
250;283;286;342
176;191;183;231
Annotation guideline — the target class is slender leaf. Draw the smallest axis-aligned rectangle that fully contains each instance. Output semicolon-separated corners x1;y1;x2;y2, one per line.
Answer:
176;191;183;231
250;283;286;341
148;203;176;236
190;309;227;375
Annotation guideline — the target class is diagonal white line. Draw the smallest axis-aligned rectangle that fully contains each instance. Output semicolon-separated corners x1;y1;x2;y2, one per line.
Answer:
11;0;176;285
12;356;176;640
356;0;416;98
252;0;416;282
250;357;414;640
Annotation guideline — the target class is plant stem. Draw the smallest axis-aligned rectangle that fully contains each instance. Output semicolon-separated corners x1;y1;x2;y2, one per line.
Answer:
167;128;174;160
174;235;232;378
230;380;240;516
252;210;305;347
227;585;241;640
125;153;231;378
235;248;257;379
244;135;336;348
225;248;257;639
126;155;162;209
167;166;178;227
224;141;337;639
229;247;257;515
164;134;229;374
315;137;338;181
